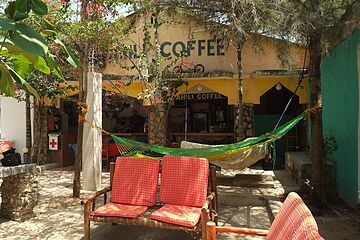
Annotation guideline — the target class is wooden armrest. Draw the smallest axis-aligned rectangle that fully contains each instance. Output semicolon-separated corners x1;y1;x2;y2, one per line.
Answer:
85;186;112;203
202;192;215;210
206;221;269;238
84;186;112;213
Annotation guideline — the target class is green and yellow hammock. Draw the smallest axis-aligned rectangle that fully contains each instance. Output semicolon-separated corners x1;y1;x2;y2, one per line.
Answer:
111;112;305;169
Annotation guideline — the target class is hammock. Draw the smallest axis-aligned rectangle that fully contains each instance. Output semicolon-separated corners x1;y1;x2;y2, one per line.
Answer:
111;112;305;169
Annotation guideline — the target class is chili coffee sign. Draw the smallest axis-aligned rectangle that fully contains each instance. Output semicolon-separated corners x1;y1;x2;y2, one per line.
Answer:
176;92;225;101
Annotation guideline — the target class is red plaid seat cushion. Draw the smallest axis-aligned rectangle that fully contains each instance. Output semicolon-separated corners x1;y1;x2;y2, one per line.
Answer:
111;157;160;206
266;192;324;240
160;156;209;208
93;202;147;218
150;204;202;227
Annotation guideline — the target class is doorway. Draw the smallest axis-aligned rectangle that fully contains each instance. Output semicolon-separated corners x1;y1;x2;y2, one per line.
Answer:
254;83;300;169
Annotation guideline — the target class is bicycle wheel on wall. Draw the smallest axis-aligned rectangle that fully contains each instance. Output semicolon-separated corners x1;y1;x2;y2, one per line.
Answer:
173;66;182;74
194;64;205;73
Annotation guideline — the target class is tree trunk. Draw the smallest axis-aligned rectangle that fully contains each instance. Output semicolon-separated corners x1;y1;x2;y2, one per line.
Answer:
148;104;169;146
30;101;48;165
73;44;88;198
73;0;89;198
25;94;32;163
234;40;245;142
309;33;325;202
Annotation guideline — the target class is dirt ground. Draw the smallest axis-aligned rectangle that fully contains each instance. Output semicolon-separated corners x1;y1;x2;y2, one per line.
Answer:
315;202;360;240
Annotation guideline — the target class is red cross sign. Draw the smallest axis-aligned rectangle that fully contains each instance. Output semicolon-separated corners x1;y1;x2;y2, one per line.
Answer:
49;134;59;150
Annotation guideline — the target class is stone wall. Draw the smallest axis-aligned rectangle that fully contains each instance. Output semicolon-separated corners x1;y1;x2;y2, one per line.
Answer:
0;173;39;221
243;104;254;138
233;103;254;141
285;151;337;197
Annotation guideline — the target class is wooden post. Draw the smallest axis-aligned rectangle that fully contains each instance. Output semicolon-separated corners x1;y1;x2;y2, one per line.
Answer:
83;72;102;191
206;221;217;240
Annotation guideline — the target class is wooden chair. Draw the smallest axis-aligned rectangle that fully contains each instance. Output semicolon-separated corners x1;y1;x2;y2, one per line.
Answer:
206;192;324;240
84;155;217;240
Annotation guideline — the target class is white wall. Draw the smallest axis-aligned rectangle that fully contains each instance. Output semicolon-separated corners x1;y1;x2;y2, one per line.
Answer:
0;97;26;162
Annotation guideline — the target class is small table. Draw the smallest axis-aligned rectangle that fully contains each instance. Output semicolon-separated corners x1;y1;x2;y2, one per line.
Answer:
0;164;38;221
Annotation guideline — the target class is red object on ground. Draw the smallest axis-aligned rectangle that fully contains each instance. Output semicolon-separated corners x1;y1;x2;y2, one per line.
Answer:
0;139;14;154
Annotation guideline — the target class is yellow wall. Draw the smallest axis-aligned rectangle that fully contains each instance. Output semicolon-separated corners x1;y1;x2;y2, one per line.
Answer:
104;14;307;76
175;76;308;104
101;14;309;105
66;77;307;105
244;76;308;104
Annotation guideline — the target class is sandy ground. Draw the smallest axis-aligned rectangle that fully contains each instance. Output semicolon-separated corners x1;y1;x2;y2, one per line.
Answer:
0;170;199;240
0;169;359;240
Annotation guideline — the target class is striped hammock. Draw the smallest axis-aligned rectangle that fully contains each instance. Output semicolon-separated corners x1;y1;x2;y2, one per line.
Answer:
111;112;305;169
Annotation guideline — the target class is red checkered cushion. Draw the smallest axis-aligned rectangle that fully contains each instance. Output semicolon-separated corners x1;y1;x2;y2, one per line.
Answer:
150;204;202;227
93;202;147;218
160;156;209;207
266;192;324;240
111;157;160;206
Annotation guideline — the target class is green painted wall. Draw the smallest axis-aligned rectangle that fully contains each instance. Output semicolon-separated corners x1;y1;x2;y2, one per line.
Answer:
322;30;360;203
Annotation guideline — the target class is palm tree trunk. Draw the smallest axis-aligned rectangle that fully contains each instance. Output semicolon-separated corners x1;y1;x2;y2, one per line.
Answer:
309;33;325;202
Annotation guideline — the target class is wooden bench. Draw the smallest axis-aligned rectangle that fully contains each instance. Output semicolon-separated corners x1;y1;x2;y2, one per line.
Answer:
84;156;217;239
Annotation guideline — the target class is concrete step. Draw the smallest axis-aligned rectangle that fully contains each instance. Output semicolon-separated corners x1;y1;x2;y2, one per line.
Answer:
215;168;289;234
273;170;300;194
232;173;275;188
217;204;271;239
266;199;283;222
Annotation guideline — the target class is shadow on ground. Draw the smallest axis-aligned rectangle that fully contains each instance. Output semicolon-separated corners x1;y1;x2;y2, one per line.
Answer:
90;224;199;240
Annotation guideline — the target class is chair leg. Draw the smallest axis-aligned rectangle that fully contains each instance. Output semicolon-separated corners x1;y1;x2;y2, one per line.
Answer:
84;217;90;240
206;222;217;240
201;208;210;240
84;202;91;240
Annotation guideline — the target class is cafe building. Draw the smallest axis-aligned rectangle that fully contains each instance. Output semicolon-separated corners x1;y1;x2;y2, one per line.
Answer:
102;13;308;148
54;13;309;168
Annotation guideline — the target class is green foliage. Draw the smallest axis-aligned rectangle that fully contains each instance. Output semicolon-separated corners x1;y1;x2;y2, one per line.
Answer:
10;22;48;56
46;0;131;75
0;0;79;98
323;135;339;157
279;0;360;51
110;9;187;106
31;0;48;16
